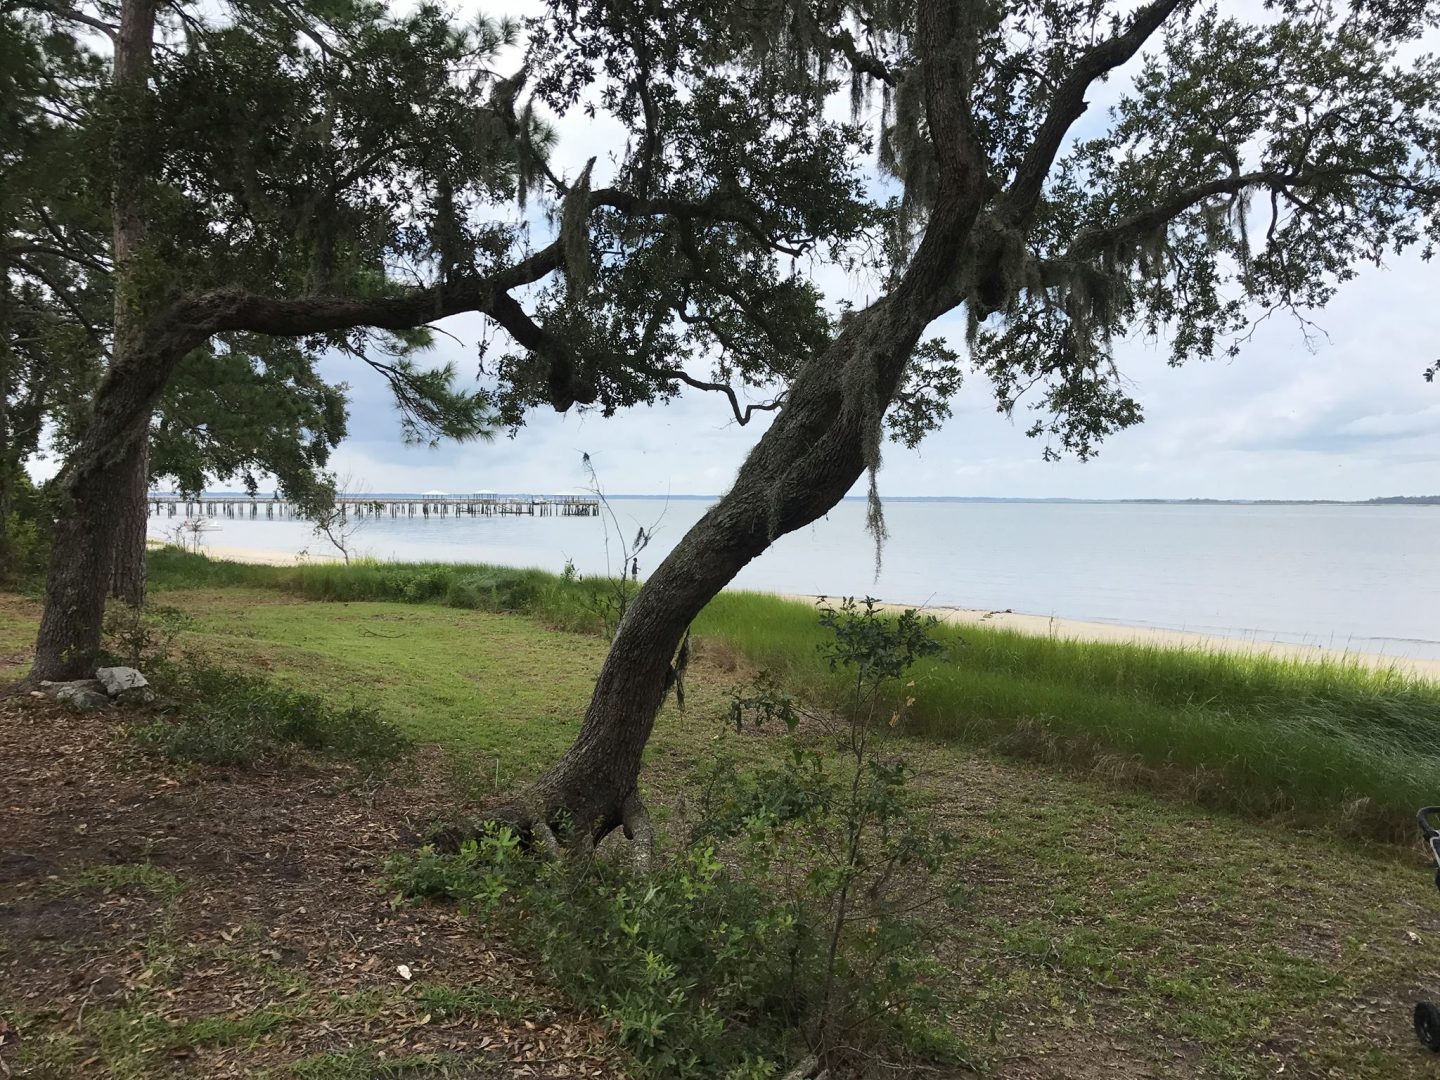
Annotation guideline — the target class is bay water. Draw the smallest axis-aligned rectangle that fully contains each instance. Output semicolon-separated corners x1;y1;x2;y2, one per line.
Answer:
152;499;1440;660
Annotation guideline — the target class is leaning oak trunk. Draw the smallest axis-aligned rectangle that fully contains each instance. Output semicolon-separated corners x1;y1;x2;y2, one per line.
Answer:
521;296;932;841
517;166;989;844
109;440;149;606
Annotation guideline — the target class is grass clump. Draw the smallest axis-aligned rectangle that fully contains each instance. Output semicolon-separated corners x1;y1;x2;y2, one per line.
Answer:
695;592;1440;838
411;982;539;1022
284;1047;466;1079
49;862;186;900
147;547;621;634
136;661;412;768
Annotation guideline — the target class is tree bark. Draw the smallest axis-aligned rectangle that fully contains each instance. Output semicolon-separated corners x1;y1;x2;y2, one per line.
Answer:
31;452;136;679
27;0;157;681
108;440;149;606
523;295;935;840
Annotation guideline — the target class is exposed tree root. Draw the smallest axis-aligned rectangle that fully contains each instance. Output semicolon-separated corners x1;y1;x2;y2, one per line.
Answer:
428;788;653;875
621;790;654;875
530;817;563;859
780;1055;826;1080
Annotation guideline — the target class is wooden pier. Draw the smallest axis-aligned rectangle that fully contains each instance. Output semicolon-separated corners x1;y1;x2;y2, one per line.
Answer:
148;493;600;520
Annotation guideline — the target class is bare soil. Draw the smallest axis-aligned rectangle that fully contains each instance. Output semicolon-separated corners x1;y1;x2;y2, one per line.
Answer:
0;688;622;1078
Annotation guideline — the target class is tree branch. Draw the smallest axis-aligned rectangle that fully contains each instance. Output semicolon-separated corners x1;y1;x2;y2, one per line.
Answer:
830;27;896;86
916;0;988;187
1063;166;1437;262
2;241;111;274
26;0;118;40
1006;0;1191;222
10;256;112;355
652;365;785;426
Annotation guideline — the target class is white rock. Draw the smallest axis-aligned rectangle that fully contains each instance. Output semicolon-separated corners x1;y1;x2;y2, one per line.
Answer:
39;679;105;699
95;666;154;704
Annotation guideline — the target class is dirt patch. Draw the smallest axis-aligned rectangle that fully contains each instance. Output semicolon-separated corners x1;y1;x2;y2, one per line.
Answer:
0;688;622;1078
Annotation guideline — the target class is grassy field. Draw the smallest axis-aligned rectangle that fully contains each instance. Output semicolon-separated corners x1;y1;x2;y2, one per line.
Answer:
6;557;1440;1076
132;549;1440;839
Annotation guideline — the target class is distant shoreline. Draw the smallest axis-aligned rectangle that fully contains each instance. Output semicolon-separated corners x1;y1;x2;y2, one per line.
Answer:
191;544;1440;681
172;492;1440;506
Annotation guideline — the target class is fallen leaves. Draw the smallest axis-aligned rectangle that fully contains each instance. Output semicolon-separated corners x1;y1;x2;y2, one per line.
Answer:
0;691;623;1078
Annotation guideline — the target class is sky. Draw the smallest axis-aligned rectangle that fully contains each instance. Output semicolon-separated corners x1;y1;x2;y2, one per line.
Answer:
302;1;1440;502
39;1;1438;501
319;246;1440;500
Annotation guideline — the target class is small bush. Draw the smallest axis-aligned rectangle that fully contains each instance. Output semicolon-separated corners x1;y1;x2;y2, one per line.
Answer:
383;567;451;603
1;512;49;586
102;602;193;668
136;662;411;768
393;600;966;1079
395;831;814;1078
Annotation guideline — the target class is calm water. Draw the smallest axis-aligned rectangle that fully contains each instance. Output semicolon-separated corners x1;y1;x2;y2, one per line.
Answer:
152;499;1440;659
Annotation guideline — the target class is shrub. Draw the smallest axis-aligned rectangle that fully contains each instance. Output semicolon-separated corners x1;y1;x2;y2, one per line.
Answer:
102;602;193;668
136;662;412;768
393;599;967;1078
445;570;542;612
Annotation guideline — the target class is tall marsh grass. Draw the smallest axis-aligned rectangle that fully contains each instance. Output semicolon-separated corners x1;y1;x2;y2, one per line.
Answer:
150;548;1440;837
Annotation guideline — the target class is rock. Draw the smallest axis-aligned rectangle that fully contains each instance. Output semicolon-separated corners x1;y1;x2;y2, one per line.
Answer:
55;684;110;711
95;666;154;704
38;679;106;700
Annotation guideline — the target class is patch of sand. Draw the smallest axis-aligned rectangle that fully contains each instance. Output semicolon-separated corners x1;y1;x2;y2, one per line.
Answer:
184;544;343;567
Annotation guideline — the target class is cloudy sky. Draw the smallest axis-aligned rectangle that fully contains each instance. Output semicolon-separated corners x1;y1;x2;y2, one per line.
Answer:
39;2;1414;502
299;1;1438;502
320;248;1439;500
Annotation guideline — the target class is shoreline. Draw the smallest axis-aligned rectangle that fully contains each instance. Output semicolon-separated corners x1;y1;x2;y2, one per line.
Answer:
779;594;1440;680
182;543;1440;680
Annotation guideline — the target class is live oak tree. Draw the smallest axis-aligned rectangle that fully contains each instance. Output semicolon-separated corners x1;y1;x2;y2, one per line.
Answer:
481;0;1440;854
18;0;513;673
19;0;867;680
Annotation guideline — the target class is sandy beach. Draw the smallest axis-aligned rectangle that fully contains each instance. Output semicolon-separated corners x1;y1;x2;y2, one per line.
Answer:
833;597;1440;681
175;543;343;567
182;544;1439;681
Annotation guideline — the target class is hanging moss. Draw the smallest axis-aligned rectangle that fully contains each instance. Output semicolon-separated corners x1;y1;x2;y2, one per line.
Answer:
839;339;890;577
560;157;595;296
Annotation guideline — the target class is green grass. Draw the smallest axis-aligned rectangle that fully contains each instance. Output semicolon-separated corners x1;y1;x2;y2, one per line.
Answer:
47;862;187;901
143;549;1440;838
9;561;1440;1077
160;592;609;784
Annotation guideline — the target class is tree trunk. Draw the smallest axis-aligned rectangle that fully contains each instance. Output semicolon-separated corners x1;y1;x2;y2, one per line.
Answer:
27;0;157;682
109;440;149;606
523;296;933;840
0;258;15;580
30;447;138;679
519;157;990;843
